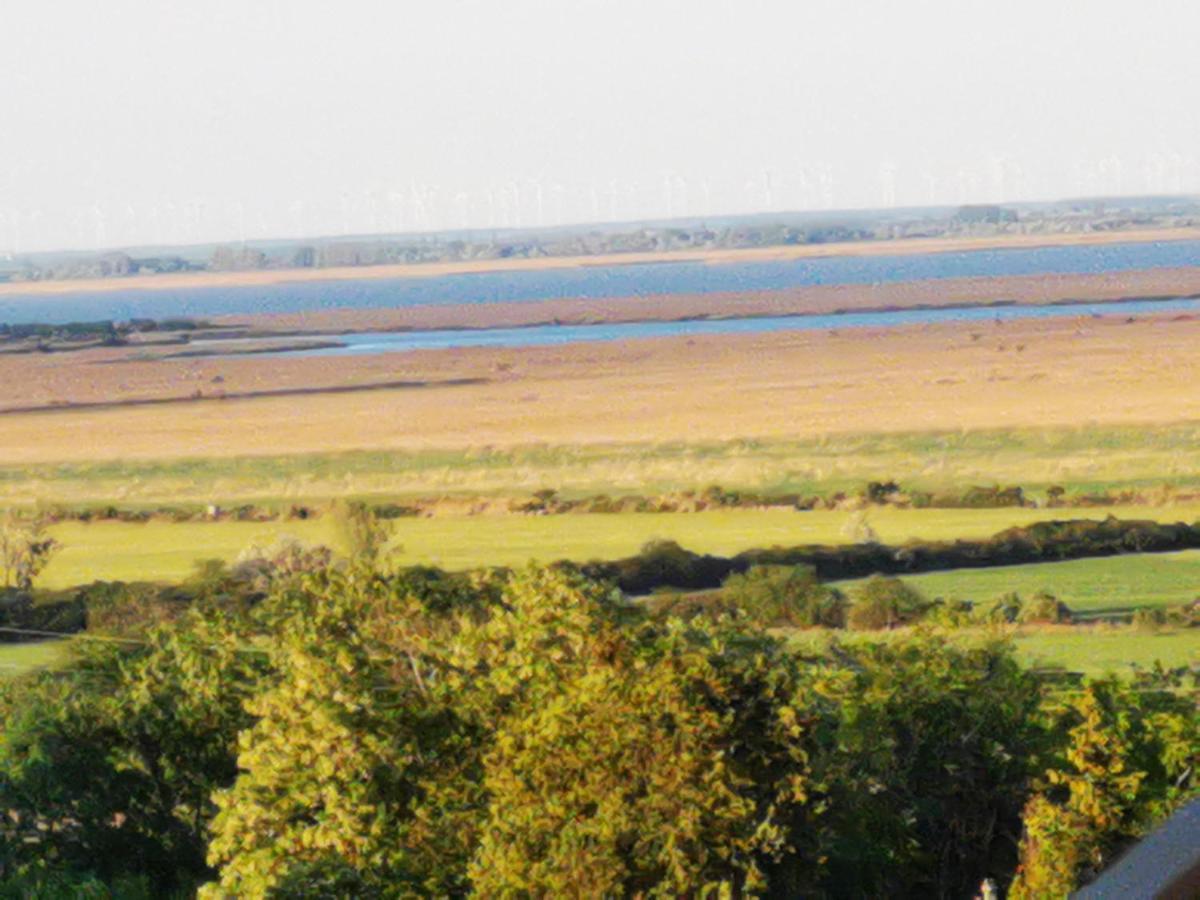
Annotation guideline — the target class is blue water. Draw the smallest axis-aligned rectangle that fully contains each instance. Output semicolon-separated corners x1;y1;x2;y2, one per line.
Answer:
2;238;1199;326
222;296;1200;357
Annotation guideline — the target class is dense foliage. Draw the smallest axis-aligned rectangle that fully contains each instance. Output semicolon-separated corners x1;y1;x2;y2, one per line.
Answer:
0;555;1195;897
588;517;1200;593
720;564;847;627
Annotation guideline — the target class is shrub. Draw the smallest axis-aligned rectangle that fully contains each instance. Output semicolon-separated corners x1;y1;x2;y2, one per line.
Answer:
958;485;1027;508
926;597;975;628
720;564;847;628
1167;599;1200;628
862;480;901;504
1131;607;1168;631
79;581;188;636
977;591;1023;624
330;500;395;566
1017;591;1072;624
841;510;880;544
0;511;59;592
846;575;927;630
230;538;335;595
622;539;706;590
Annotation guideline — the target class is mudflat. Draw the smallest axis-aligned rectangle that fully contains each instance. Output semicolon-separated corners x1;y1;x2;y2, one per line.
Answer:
2;310;1198;463
219;266;1200;334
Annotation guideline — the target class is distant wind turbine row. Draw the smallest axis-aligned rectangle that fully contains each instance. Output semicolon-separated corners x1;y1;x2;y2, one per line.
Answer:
2;152;1199;255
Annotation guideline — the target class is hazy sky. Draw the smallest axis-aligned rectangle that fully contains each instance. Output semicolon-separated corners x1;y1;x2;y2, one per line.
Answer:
2;0;1199;253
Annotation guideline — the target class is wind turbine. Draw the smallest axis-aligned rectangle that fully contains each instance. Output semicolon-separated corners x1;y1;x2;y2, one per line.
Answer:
922;173;939;206
508;181;523;228
675;175;690;218
387;190;406;233
606;179;619;222
818;166;835;210
530;178;545;227
878;162;897;208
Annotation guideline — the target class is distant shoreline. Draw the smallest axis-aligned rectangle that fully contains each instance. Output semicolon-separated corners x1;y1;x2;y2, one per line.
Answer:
3;225;1200;299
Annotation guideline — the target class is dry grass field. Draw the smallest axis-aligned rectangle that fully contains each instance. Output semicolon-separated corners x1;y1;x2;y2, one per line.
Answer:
2;312;1200;466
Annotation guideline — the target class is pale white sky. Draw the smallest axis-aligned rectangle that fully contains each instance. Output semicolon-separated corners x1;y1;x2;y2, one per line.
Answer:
2;0;1199;252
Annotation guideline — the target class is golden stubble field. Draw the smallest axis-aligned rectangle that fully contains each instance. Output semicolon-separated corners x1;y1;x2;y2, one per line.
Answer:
2;311;1199;464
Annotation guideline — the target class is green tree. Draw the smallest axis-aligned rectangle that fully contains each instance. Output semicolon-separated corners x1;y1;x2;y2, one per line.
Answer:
459;568;815;896
203;568;480;897
798;636;1044;897
0;510;58;591
0;608;263;894
721;564;846;627
1009;676;1199;897
331;501;395;569
846;574;927;630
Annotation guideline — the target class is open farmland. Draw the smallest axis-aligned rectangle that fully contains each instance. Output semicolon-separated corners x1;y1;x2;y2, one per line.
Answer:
834;549;1200;617
787;625;1200;678
1012;626;1200;675
0;640;70;677
32;502;1200;589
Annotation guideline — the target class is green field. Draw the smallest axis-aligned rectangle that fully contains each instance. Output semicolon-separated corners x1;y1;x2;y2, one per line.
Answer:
788;626;1200;678
836;551;1200;616
1014;627;1200;675
0;640;70;677
6;423;1200;508
36;503;1200;589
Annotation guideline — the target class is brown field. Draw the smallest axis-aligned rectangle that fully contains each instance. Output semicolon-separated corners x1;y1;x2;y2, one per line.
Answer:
4;224;1200;300
2;309;1199;464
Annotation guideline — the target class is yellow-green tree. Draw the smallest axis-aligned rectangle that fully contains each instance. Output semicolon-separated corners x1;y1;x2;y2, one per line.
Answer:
1009;676;1199;898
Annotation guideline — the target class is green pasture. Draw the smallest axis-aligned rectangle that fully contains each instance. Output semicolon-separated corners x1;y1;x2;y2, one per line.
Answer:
0;640;70;677
787;626;1200;678
1014;627;1200;675
36;503;1200;589
835;551;1200;616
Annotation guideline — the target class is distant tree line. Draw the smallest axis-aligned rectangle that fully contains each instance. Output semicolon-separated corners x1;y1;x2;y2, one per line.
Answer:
8;200;1200;284
11;252;202;282
588;517;1200;594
